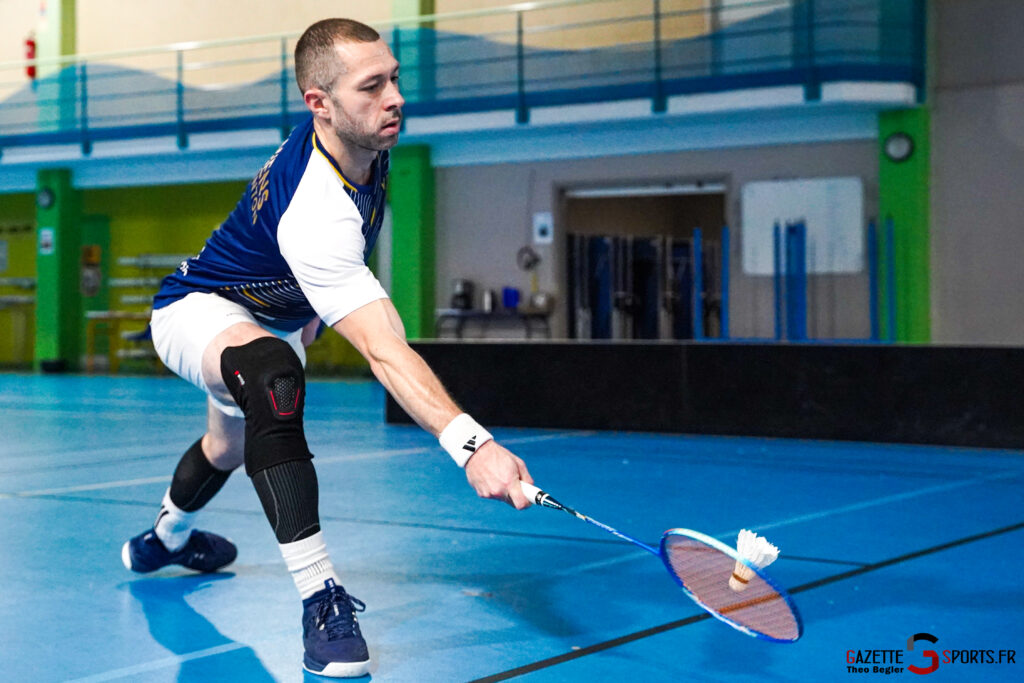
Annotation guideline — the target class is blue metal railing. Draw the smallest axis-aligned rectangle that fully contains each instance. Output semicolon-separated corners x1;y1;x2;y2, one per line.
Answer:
0;0;924;154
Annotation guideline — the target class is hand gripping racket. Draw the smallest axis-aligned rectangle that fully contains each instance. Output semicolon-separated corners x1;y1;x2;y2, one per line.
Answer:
521;481;802;642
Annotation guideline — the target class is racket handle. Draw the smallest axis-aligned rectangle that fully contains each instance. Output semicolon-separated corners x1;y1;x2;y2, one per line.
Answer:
520;481;543;503
520;481;567;511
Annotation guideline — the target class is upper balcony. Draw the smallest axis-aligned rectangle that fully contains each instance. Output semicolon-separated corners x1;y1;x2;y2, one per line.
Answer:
0;0;924;178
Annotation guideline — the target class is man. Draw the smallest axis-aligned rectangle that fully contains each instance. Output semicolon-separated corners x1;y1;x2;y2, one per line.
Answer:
121;18;534;678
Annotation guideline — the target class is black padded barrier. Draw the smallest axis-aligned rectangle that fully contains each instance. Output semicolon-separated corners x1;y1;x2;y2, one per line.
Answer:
385;341;1024;449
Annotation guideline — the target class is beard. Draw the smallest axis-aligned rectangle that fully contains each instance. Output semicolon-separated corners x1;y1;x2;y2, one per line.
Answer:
330;94;400;152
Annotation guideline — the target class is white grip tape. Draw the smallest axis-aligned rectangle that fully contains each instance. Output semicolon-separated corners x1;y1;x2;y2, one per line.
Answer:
439;413;493;467
520;481;542;503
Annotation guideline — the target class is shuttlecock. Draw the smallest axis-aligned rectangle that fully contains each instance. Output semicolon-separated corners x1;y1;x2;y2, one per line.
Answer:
729;529;779;592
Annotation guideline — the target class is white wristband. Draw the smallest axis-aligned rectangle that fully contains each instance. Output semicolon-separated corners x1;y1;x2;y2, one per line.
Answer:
439;413;493;467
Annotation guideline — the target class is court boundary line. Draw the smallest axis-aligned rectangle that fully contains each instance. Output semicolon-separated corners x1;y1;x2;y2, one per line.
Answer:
28;491;639;547
0;430;593;499
750;470;1020;533
469;520;1024;683
66;642;251;683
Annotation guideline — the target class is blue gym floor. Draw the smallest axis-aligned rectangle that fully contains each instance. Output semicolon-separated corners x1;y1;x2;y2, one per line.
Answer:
1;374;1021;682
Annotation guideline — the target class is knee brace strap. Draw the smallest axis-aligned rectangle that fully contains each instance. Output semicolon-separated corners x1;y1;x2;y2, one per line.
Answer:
220;337;313;476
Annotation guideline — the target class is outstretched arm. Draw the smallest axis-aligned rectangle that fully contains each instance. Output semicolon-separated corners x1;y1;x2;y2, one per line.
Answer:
333;298;533;508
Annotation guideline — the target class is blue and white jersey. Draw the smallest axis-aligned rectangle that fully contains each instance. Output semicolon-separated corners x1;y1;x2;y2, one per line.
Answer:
154;116;390;332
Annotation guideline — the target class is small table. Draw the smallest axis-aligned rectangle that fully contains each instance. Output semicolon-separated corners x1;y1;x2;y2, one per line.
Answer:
435;308;551;340
85;310;152;373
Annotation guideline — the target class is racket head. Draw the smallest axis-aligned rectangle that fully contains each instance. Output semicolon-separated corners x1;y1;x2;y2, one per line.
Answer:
659;528;802;643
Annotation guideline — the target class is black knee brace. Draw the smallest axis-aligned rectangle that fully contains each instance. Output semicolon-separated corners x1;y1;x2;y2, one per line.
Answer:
220;337;313;476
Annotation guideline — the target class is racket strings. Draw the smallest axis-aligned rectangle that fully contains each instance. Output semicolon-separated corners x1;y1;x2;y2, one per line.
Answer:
664;536;799;641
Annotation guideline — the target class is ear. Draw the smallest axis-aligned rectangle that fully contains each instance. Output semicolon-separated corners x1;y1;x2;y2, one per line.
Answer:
303;88;332;121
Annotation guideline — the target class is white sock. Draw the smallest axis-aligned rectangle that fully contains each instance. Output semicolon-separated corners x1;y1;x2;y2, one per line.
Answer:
280;531;340;599
153;488;196;552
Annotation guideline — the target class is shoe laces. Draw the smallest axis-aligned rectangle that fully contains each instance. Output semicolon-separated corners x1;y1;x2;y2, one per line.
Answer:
315;584;366;640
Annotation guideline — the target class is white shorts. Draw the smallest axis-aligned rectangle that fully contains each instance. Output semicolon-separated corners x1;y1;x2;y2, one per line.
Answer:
150;292;307;417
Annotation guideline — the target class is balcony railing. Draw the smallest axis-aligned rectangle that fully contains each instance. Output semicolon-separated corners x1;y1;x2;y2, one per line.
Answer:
0;0;924;155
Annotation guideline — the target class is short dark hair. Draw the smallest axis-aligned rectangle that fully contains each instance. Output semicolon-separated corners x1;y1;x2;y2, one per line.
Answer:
294;18;381;94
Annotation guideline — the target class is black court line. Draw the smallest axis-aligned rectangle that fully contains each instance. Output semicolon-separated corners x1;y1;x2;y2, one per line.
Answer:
469;520;1024;683
782;554;869;567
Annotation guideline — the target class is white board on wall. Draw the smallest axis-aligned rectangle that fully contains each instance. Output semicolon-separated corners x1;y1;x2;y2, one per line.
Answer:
741;177;864;275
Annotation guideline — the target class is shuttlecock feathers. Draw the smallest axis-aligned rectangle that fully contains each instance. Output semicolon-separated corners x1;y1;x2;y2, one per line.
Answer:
729;529;780;592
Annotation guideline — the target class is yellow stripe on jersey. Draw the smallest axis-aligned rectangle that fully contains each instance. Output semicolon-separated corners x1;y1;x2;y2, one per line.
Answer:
239;289;270;306
312;132;357;192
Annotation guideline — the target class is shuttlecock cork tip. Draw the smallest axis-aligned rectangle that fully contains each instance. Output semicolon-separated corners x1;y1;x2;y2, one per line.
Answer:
729;529;780;592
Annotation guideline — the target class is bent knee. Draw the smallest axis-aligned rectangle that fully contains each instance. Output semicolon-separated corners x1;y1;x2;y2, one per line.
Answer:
202;432;244;470
218;337;312;476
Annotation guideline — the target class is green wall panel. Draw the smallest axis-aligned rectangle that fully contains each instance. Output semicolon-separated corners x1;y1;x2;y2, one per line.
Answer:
389;145;435;339
34;168;81;369
879;108;931;343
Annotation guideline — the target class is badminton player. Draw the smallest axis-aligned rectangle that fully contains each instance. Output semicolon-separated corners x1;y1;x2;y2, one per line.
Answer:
120;18;534;678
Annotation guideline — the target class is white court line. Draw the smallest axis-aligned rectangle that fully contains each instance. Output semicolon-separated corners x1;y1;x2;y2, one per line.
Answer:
66;642;252;683
0;431;593;500
0;475;172;499
749;469;1022;534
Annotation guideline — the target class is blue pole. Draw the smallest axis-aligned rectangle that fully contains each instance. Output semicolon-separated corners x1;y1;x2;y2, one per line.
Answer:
912;0;927;102
652;0;665;112
693;228;704;340
786;223;795;340
516;11;528;123
773;221;783;340
885;215;897;342
79;62;91;155
786;222;808;341
867;219;880;341
795;222;808;340
720;225;730;339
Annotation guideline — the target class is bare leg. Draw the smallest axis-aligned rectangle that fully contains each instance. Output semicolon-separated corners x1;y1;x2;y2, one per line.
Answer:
202;398;245;471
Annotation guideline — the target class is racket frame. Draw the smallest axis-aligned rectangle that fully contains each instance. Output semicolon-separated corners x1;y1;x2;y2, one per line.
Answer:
522;481;802;642
660;528;803;643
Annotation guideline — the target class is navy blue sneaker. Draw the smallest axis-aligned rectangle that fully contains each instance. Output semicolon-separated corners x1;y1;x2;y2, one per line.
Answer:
302;579;370;678
121;528;237;573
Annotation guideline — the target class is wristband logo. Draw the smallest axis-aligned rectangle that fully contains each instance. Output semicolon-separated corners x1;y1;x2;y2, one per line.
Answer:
907;633;939;675
462;435;478;453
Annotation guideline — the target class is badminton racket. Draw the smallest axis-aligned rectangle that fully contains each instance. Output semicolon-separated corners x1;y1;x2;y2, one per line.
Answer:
521;481;802;642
